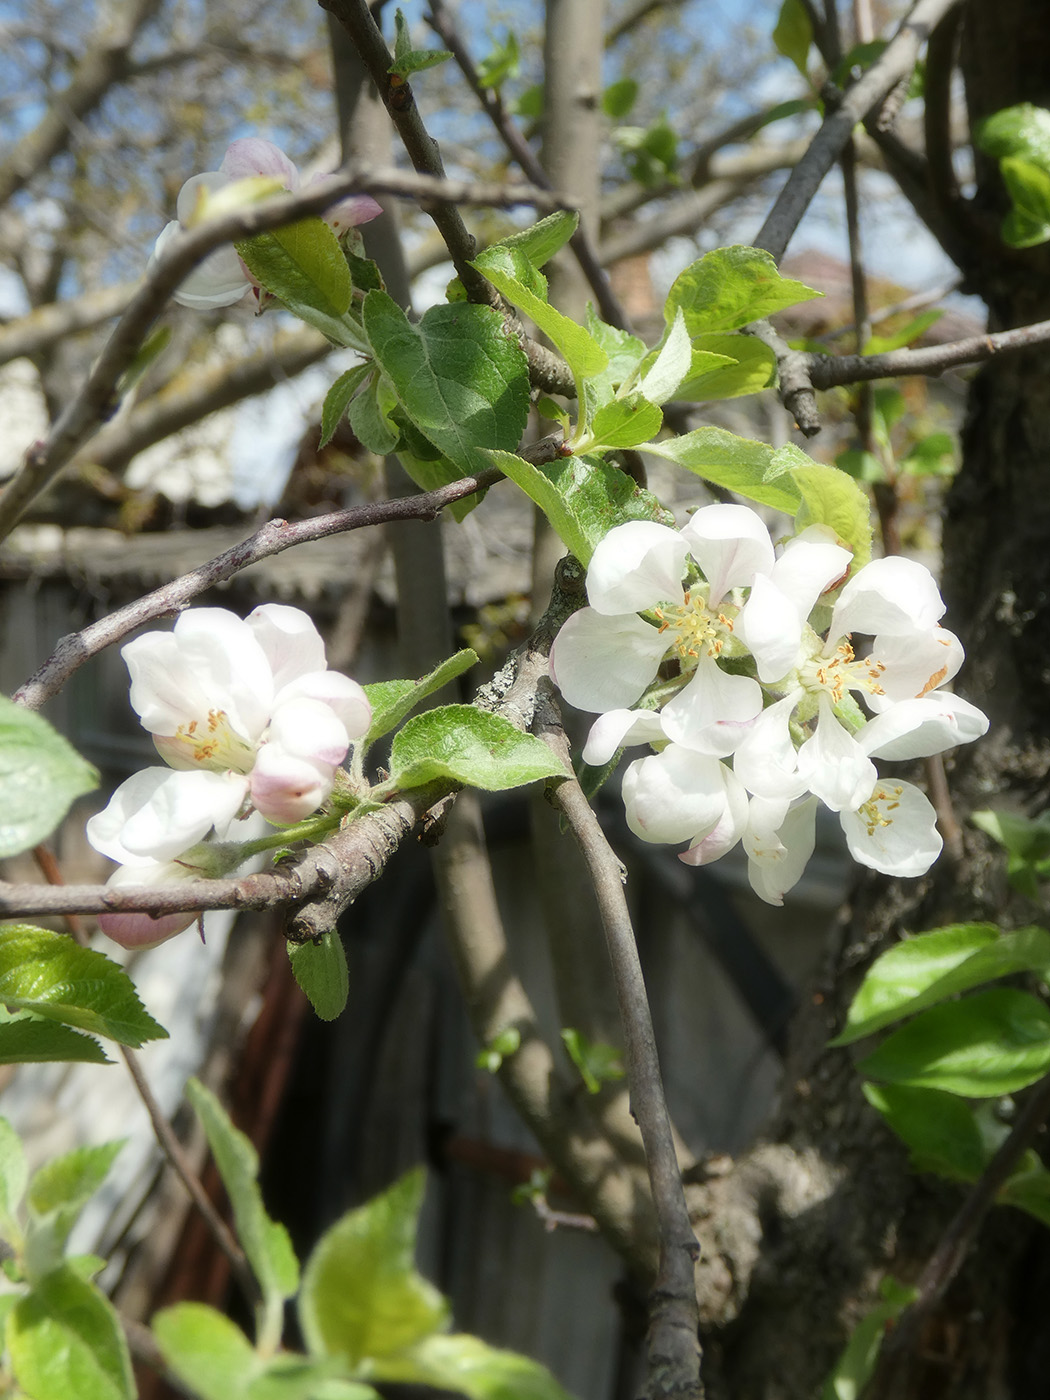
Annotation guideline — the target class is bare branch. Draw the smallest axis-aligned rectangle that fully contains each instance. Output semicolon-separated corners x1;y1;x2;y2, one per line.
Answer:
0;283;134;367
12;467;504;711
753;0;963;262
0;0;161;209
538;707;702;1400
805;317;1050;388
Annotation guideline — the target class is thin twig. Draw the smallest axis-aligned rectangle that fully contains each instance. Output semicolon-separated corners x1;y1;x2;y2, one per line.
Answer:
119;1046;260;1309
868;1072;1050;1397
806;317;1050;387
12;467;503;710
753;0;963;262
537;705;702;1400
425;0;630;330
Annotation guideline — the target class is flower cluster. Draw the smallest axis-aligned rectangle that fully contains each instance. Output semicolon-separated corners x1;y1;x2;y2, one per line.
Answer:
550;506;988;906
87;604;372;946
151;137;382;310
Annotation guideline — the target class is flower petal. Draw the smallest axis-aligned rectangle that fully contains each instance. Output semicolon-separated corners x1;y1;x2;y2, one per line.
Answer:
250;747;332;824
864;627;964;711
585;521;688;615
550;609;668;712
581;708;667;766
732;692;808;802
220;138;300;188
87;768;249;863
622;747;734;845
735;573;805;683
680;503;775;606
679;766;749;866
859;694;989;761
796;700;877;813
745;796;817;906
769;526;853;619
839;779;942;876
830;556;945;638
247;603;328;690
661;657;762;756
97;861;202;949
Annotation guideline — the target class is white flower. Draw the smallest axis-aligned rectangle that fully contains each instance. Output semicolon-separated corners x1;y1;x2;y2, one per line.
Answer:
87;603;372;865
150;137;382;309
621;744;748;851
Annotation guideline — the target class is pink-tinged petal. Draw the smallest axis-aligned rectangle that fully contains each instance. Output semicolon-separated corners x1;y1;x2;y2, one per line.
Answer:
150;217;250;309
622;746;733;845
550;609;668;712
679;767;749;866
859;694;989;761
265;697;350;769
735;573;804;683
840;779;942;877
276;670;372;740
680;503;775;606
221;138;299;188
830;556;945;639
661;657;762;756
247;603;328;689
769;527;853;619
98;860;202;948
864;627;964;712
586;521;688;615
796;700;877;813
732;693;808;802
321;191;384;235
745;796;817;906
582;708;667;766
250;747;332;824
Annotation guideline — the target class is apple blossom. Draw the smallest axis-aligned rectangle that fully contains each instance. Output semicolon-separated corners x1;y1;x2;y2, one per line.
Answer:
150;137;382;309
87;605;372;934
551;502;988;905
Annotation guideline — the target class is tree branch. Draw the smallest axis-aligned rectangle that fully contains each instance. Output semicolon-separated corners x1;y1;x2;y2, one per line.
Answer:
12;467;504;711
753;0;963;262
538;707;702;1399
0;164;568;544
0;283;134;367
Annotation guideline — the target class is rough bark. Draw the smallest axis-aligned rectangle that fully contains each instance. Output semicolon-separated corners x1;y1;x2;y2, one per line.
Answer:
690;4;1050;1396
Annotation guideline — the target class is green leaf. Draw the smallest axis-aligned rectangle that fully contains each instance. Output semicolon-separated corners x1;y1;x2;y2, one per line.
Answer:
998;1158;1050;1227
973;808;1050;860
0;1017;109;1065
153;1304;256;1400
363;291;530;470
299;1168;448;1364
674;334;775;401
387;706;567;793
476;30;519;89
616;118;678;185
664;246;821;335
493;210;579;269
1000;155;1050;247
819;1277;917;1400
584;306;648;390
390;8;452;75
863;309;943;355
185;1078;299;1333
471;246;607;409
0;1116;27;1242
289;933;349;1022
476;1027;521;1073
247;1357;373;1400
0;698;98;857
861;1082;986;1181
236;219;356;339
0;923;167;1047
832;923;1042;1045
8;1265;134;1400
364;650;479;743
773;0;812;74
783;452;874;569
976;102;1050;166
856;988;1050;1097
587;394;663;450
639;427;801;514
376;1332;575;1400
488;448;673;565
348;371;401;456
900;431;956;477
319;364;372;449
602;78;638;119
636;309;692;405
28;1140;124;1240
561;1028;625;1095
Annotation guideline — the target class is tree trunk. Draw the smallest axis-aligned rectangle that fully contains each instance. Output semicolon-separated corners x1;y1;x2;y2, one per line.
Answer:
695;3;1050;1395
